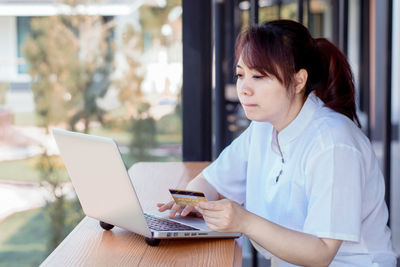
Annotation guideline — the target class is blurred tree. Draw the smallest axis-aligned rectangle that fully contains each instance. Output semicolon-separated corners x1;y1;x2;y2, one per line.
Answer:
157;112;181;135
22;0;108;255
23;0;114;133
115;0;181;159
113;24;157;160
139;0;181;46
32;151;84;253
114;24;144;120
131;103;157;159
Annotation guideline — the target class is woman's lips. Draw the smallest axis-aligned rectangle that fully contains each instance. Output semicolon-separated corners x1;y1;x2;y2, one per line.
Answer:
243;103;257;107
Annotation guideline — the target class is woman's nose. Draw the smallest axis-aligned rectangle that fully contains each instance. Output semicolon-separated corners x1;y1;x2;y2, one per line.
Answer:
238;80;253;96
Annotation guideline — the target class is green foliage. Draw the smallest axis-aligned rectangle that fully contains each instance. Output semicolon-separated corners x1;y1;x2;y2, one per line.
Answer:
32;151;84;253
33;153;67;187
0;156;69;183
0;199;84;267
139;0;181;45
114;24;144;120
130;103;157;160
156;112;181;135
113;24;159;160
0;209;47;267
45;196;65;252
22;10;114;132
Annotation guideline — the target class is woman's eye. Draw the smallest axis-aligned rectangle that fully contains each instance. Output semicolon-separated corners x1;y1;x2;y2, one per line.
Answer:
253;75;264;79
234;73;243;79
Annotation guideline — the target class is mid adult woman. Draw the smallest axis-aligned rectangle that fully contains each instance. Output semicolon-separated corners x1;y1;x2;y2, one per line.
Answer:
158;20;397;266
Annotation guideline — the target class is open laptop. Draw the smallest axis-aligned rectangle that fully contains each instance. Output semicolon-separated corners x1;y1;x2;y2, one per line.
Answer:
52;128;240;244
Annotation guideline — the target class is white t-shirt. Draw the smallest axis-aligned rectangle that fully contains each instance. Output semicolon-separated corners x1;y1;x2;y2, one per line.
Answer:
203;93;397;266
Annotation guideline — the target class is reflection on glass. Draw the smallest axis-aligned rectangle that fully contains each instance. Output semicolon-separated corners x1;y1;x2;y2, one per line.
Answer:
259;5;279;23
0;0;182;265
391;0;400;253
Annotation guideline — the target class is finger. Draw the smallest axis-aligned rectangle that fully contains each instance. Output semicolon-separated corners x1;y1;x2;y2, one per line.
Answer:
198;200;225;211
202;209;224;219
169;204;184;218
159;201;175;211
158;201;174;212
181;206;194;216
195;206;221;218
194;206;204;215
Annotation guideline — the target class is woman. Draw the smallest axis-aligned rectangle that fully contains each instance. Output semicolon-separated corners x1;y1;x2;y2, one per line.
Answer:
158;20;397;266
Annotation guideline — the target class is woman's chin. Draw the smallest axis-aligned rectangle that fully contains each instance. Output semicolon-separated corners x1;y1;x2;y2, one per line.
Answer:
243;112;267;122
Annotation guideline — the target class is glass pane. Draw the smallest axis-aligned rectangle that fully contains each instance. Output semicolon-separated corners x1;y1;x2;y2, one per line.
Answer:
17;16;31;74
0;0;182;265
259;5;279;23
307;0;332;38
280;2;297;20
391;0;400;254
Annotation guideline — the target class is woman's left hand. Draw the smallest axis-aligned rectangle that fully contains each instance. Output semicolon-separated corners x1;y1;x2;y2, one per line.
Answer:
195;199;249;233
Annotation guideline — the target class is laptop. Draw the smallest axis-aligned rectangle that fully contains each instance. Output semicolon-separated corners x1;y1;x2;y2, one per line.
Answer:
52;128;240;244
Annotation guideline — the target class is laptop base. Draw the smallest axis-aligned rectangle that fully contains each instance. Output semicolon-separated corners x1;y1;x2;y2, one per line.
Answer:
100;221;114;230
145;237;161;246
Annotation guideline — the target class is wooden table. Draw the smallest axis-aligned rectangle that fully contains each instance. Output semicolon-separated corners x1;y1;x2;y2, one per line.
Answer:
40;162;242;267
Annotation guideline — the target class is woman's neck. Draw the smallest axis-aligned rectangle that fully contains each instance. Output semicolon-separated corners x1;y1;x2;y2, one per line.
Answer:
275;93;306;133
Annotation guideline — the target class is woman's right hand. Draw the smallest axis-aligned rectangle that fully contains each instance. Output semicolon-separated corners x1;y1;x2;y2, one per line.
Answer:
157;201;201;218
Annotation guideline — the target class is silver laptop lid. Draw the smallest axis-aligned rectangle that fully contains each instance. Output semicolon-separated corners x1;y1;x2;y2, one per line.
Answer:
52;128;152;238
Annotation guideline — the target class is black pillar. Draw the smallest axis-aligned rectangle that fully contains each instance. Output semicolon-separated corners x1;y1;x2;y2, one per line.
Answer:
331;0;339;47
339;0;349;55
306;0;311;29
182;0;212;161
383;0;393;225
215;0;227;156
359;0;371;137
249;2;259;267
250;0;259;25
225;0;240;85
332;0;348;54
297;0;304;24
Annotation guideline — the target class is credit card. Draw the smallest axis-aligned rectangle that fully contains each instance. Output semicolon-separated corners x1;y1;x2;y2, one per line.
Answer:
169;189;207;207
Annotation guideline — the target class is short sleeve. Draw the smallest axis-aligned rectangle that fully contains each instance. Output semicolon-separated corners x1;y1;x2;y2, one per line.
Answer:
202;123;253;204
303;145;364;242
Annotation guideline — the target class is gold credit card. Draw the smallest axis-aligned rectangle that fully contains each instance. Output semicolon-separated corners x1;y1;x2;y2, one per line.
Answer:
169;189;207;207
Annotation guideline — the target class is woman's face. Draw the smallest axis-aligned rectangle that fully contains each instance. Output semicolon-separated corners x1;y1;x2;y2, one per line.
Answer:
236;56;295;130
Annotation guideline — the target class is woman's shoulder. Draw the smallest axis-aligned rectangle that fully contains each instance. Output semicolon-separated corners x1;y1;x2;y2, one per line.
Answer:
307;107;370;152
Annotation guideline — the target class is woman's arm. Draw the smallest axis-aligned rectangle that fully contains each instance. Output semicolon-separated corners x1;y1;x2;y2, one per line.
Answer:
245;211;342;266
196;200;342;267
158;172;223;217
185;172;224;201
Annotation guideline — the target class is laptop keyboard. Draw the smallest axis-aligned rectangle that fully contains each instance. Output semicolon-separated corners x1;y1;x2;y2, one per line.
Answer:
144;214;199;231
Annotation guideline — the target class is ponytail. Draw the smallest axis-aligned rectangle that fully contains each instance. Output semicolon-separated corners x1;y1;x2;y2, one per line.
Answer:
312;38;361;128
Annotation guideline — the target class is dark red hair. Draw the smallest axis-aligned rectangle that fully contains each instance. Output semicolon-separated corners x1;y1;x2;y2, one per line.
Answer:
235;20;361;127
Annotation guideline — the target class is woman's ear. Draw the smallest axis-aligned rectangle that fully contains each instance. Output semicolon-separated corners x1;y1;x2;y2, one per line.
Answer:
294;69;308;94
